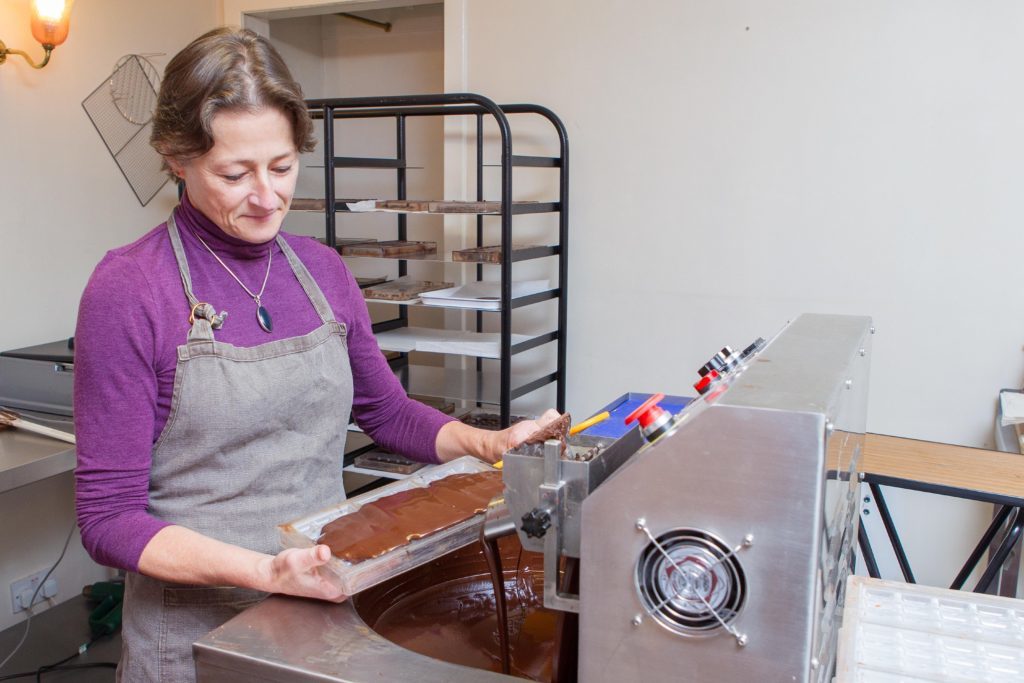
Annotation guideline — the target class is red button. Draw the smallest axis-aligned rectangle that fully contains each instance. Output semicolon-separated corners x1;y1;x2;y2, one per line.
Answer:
625;392;668;428
693;369;719;395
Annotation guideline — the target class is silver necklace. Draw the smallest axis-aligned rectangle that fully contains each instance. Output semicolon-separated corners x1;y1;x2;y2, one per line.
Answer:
190;228;275;333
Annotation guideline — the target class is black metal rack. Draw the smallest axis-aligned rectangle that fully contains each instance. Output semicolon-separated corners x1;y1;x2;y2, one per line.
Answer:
303;93;568;428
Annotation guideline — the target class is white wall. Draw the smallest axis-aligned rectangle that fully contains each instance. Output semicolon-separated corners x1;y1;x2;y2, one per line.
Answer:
0;0;220;353
0;0;219;630
446;0;1024;587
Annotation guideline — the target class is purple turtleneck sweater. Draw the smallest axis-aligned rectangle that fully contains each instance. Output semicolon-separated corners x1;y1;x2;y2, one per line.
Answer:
74;193;453;572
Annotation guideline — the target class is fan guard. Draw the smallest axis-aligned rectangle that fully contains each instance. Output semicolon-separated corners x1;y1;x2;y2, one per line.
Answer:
635;528;747;637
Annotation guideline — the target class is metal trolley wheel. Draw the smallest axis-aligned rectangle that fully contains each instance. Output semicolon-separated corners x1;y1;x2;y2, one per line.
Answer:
635;527;747;637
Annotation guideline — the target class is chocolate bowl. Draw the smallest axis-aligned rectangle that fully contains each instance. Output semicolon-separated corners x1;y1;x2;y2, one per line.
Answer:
353;535;577;683
193;532;577;681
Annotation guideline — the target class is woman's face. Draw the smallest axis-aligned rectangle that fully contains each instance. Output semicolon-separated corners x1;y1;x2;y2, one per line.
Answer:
170;107;299;244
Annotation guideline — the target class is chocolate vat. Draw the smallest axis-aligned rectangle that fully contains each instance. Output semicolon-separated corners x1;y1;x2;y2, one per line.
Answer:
353;535;576;683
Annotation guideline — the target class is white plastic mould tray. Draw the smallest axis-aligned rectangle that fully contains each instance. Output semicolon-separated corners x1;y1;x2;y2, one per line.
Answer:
836;576;1024;682
278;456;496;596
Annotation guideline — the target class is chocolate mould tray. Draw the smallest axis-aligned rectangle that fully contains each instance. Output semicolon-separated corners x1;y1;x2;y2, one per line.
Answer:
278;456;496;596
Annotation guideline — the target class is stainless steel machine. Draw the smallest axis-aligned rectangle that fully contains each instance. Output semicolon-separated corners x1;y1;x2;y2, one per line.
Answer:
499;312;870;682
0;337;76;433
195;312;872;682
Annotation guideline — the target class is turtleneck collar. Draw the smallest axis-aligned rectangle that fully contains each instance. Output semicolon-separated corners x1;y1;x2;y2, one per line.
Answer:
175;191;277;261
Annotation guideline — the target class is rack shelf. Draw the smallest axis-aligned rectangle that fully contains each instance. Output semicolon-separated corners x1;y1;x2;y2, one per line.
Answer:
374;327;558;359
363;287;561;311
394;365;560;406
306;93;568;428
291;197;559;215
335;245;560;264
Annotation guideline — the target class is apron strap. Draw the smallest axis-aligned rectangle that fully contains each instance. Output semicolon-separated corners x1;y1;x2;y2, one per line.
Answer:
167;211;225;341
276;236;336;326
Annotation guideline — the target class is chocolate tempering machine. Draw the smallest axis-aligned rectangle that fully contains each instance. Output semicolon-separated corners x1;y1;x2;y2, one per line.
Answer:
195;313;872;682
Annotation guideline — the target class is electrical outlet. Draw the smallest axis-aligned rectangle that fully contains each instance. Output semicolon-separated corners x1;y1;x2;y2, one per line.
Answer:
10;569;57;614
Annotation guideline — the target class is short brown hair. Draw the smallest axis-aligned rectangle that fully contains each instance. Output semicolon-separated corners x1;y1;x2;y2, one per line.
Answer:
151;27;315;177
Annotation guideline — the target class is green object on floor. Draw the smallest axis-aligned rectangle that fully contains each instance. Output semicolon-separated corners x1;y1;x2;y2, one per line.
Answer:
83;581;124;637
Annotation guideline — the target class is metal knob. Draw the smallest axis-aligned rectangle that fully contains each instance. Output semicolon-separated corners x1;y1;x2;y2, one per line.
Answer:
717;346;739;371
521;508;552;538
740;337;766;360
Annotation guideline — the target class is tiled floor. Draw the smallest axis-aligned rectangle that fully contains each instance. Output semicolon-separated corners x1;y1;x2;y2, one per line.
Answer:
0;595;121;681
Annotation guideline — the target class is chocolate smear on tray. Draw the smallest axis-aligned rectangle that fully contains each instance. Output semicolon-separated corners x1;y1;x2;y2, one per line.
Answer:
318;471;504;564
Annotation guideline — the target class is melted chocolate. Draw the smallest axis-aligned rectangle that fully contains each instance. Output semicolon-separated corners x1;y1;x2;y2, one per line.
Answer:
355;535;571;682
318;471;504;564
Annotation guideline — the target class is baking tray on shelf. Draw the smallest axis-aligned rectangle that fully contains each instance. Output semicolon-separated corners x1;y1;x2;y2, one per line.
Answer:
361;277;453;301
340;240;437;257
278;456;497;596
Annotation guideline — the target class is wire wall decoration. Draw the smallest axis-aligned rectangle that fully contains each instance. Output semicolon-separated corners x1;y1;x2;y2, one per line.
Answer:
82;54;167;206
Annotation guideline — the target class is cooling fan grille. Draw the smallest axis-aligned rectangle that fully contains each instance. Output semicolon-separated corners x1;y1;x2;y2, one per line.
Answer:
635;527;747;638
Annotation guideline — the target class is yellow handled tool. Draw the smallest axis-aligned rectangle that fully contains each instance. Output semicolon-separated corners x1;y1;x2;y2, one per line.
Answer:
569;411;610;436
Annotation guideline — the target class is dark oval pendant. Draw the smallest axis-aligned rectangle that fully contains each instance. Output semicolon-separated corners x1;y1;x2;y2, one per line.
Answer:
257;305;273;333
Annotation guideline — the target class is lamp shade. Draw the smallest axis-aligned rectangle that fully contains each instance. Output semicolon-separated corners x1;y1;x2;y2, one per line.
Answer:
30;0;74;48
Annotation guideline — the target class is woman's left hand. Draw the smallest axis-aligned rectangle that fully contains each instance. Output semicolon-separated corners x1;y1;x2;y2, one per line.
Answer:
492;408;562;457
256;544;348;602
436;408;563;464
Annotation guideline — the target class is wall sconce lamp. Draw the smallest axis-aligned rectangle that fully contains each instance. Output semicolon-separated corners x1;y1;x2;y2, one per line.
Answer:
0;0;75;70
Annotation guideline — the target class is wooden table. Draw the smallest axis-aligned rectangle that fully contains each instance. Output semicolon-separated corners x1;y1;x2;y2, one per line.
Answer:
858;433;1024;593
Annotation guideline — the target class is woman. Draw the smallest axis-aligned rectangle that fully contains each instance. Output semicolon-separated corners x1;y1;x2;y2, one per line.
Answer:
74;27;557;682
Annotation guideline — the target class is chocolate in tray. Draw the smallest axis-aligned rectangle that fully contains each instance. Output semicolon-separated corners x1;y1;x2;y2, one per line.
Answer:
353;450;426;475
278;457;498;595
362;277;454;301
341;240;437;257
355;275;388;288
451;244;543;263
317;470;503;564
458;410;530;430
409;394;456;414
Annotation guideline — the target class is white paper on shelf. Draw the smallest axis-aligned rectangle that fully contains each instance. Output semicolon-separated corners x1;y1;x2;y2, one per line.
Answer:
419;279;549;310
375;327;530;358
1000;390;1024;426
345;199;378;212
415;330;531;357
373;327;420;353
363;297;422;305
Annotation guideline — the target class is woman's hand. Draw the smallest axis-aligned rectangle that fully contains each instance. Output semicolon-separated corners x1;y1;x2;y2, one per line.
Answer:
436;408;563;464
138;525;347;602
255;544;347;602
493;408;562;456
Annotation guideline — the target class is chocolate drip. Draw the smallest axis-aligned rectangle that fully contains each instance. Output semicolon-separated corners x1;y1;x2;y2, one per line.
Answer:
481;527;512;674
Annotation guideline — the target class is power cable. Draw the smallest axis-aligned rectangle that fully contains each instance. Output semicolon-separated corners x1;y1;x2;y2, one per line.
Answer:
0;519;76;672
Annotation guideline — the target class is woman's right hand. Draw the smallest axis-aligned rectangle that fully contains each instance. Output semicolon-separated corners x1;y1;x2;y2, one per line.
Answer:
257;544;347;602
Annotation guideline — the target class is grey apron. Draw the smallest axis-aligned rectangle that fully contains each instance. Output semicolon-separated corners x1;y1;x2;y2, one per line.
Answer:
118;214;353;682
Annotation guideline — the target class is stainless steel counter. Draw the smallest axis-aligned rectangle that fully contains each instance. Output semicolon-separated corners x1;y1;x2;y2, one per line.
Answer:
195;594;517;682
0;428;75;494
